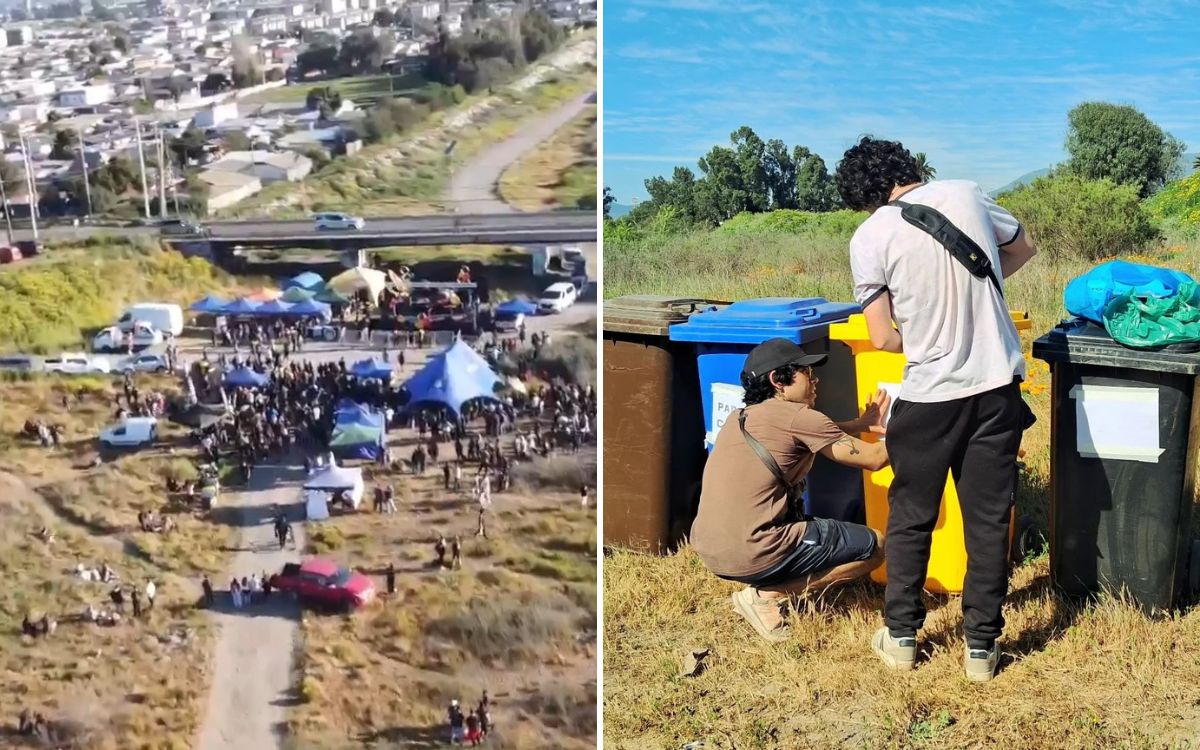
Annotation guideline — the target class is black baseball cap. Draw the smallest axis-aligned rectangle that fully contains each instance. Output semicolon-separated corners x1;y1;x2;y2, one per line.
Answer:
742;338;827;379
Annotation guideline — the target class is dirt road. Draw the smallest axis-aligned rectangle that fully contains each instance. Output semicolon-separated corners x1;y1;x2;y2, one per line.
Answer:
444;92;595;215
196;466;308;750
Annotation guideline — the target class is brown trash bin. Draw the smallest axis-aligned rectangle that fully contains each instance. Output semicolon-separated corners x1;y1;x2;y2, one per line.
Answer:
603;295;723;553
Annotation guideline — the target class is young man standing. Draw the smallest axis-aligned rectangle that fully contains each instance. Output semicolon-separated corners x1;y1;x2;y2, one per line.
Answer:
835;136;1038;682
690;339;890;642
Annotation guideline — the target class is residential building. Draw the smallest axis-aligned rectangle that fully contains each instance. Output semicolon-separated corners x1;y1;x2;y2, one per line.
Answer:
193;101;240;129
57;84;115;108
207;149;313;183
249;13;288;35
197;168;262;210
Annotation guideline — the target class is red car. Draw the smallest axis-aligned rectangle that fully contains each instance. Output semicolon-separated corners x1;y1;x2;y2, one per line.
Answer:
270;558;376;610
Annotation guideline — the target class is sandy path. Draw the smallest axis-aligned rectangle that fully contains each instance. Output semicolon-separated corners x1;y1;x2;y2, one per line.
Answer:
444;92;594;215
196;465;308;750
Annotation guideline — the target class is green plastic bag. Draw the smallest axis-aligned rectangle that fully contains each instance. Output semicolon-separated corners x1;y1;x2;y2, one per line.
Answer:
1102;280;1200;348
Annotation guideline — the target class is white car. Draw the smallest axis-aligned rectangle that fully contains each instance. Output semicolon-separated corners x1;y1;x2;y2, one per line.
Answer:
44;353;111;375
314;212;365;231
120;353;170;373
538;282;577;314
94;323;163;353
99;417;157;447
495;312;525;333
306;322;340;341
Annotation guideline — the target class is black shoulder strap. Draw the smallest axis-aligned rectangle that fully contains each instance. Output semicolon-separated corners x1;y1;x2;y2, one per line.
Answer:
738;409;807;519
890;199;1004;298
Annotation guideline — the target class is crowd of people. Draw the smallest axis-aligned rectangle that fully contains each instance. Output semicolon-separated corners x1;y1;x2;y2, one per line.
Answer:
448;694;492;745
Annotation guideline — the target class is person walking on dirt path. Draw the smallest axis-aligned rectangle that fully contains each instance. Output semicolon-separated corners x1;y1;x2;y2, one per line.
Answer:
580;484;590;508
131;588;143;618
453;461;462;492
835;136;1037;683
690;339;890;645
451;536;462;569
435;535;448;568
448;699;465;744
443;462;451;490
202;574;215;607
230;578;242;609
386;563;396;594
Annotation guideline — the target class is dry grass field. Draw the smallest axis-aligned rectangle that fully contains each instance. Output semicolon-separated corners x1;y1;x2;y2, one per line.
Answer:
602;227;1200;749
498;108;597;211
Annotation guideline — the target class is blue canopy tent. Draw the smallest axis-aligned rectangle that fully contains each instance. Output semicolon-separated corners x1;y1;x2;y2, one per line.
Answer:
224;367;270;388
189;295;228;313
496;298;538;316
349;358;393;380
401;339;501;416
287;298;332;320
221;298;262;315
334;402;385;428
256;299;296;315
284;271;325;291
329;423;384;460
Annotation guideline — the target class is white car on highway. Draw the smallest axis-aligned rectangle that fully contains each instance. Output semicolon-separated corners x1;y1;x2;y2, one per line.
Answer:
93;323;163;353
100;416;157;448
120;353;171;373
44;353;111;375
538;282;577;314
314;212;365;231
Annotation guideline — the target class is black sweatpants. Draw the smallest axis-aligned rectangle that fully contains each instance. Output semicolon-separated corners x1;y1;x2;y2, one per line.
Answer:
884;379;1022;647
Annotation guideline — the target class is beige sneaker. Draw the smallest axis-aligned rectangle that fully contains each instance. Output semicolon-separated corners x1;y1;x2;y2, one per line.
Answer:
964;643;999;683
730;588;790;643
871;627;916;671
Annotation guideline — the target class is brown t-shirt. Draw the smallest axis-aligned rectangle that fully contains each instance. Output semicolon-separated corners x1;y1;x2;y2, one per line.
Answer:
690;398;846;578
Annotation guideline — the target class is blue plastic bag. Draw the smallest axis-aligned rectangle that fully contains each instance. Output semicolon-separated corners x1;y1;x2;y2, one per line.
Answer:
1064;260;1198;324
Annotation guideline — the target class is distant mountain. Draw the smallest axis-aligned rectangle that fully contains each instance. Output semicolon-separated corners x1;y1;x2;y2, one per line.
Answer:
608;202;632;218
990;153;1200;197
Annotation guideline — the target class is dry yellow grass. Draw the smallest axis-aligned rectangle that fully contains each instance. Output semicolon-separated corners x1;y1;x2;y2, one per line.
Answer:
602;228;1200;748
498;108;598;211
0;375;238;748
287;449;597;749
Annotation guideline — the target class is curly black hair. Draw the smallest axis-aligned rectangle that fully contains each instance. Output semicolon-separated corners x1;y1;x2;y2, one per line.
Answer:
835;136;923;211
741;363;803;406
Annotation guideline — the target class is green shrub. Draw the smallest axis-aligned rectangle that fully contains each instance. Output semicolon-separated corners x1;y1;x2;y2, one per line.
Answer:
718;209;867;237
1145;171;1200;227
307;525;344;553
998;174;1158;261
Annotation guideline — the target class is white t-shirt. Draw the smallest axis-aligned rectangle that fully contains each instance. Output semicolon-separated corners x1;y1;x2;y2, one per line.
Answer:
849;180;1026;403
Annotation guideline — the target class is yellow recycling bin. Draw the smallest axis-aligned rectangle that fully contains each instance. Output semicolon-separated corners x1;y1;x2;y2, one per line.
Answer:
828;311;1031;594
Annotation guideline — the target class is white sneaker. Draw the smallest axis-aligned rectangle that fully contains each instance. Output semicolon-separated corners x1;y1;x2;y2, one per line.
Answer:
871;627;916;671
964;643;999;683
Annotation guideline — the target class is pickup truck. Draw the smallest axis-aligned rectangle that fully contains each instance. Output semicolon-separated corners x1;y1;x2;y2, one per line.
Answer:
270;558;375;610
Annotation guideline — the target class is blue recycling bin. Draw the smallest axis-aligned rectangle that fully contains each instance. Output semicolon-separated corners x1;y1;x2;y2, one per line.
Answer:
668;297;866;522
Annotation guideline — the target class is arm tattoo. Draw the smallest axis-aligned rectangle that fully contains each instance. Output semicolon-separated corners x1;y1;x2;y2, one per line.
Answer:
836;436;860;455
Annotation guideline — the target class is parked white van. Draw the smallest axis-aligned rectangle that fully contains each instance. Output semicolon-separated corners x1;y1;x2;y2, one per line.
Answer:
538;282;577;314
99;416;157;447
44;353;111;375
117;303;183;336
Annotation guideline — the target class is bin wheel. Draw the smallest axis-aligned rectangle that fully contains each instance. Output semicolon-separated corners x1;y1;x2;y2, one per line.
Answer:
1013;514;1044;563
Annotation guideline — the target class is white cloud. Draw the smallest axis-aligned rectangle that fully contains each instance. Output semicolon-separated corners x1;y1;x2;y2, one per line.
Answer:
614;42;706;65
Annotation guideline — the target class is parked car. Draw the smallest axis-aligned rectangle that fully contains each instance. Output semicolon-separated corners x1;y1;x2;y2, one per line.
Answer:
94;323;163;353
538;282;578;314
99;416;157;447
314;212;365;231
306;322;341;341
120;352;170;373
159;218;210;238
44;353;111;375
0;354;41;373
495;312;525;333
270;558;376;610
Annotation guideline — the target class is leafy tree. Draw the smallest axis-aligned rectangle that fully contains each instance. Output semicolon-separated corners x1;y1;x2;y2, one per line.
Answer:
913;152;936;180
999;174;1157;260
519;9;563;63
305;86;343;112
1064;102;1186;198
602;186;615;219
297;44;339;76
201;72;232;94
165;77;191;102
1193;154;1200;171
169;126;207;164
373;8;395;26
111;30;128;54
763;140;799;210
644;167;700;224
50;128;79;160
224;131;251;151
795;153;839;211
338;30;383;73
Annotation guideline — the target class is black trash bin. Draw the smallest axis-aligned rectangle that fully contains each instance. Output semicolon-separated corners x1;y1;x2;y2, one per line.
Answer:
602;295;722;553
1033;319;1200;613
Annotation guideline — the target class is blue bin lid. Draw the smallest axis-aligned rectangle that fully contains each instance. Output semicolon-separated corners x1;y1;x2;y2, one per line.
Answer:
668;297;859;344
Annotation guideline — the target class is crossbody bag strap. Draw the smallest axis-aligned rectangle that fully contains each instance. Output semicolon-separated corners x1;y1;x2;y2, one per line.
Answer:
890;199;1004;298
738;409;807;515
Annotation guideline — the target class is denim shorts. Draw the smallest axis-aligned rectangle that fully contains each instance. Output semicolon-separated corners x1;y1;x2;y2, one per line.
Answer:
720;517;878;588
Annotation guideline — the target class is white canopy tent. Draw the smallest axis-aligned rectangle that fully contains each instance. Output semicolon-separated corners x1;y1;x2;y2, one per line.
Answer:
302;464;364;518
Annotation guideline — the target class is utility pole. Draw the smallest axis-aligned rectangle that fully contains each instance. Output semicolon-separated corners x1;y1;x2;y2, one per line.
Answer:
18;132;37;241
0;133;14;245
77;124;92;217
134;118;151;219
156;125;167;218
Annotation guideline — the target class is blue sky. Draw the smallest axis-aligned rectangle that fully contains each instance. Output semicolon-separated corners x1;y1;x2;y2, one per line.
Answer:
603;0;1200;203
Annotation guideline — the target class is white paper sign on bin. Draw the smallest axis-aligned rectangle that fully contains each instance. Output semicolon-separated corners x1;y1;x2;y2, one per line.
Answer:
1070;384;1163;463
709;381;745;447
